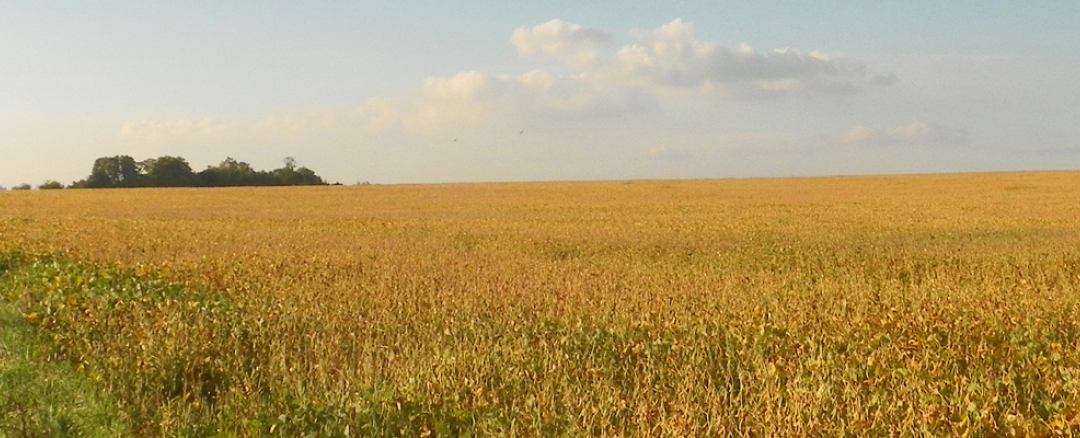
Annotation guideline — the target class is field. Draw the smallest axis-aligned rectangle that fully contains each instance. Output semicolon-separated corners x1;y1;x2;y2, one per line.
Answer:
3;172;1080;437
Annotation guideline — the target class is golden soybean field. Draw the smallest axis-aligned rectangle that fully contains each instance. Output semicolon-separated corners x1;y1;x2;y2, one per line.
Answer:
3;172;1080;437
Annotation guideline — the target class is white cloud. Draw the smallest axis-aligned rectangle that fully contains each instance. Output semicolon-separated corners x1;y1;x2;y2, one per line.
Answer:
607;19;872;97
353;19;888;130
421;71;491;101
410;71;499;127
355;72;499;132
511;19;611;68
118;20;894;147
842;122;968;146
355;69;654;132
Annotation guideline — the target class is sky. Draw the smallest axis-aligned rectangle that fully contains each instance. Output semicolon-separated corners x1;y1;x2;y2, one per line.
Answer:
2;1;1079;187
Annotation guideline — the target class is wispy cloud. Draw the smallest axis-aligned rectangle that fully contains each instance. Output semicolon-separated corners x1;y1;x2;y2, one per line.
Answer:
842;122;968;146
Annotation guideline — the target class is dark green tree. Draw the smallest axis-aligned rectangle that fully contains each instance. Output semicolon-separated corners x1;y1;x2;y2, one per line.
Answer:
78;155;144;188
140;156;196;187
197;157;258;187
269;157;326;186
37;180;64;190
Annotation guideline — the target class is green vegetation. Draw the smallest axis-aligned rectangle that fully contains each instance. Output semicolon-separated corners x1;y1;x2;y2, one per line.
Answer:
0;253;127;438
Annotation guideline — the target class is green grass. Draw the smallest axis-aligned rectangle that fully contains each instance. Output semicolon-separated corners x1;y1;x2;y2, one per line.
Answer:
0;296;127;437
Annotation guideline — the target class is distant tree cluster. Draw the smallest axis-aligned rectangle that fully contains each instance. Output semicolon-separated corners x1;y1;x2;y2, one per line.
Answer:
67;156;328;189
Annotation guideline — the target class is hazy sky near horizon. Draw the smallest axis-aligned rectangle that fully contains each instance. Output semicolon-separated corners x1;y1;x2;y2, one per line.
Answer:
3;1;1079;187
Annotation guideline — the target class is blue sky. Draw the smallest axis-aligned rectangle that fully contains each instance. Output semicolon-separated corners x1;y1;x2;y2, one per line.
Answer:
2;1;1078;186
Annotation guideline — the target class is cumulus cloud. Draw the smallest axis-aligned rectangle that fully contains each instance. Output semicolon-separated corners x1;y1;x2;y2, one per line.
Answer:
511;19;612;67
405;71;500;127
842;122;968;146
511;18;887;99
608;19;872;97
120;19;895;144
510;19;883;98
366;19;890;129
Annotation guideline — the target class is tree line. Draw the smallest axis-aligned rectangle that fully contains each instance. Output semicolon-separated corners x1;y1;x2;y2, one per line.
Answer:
6;155;331;190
